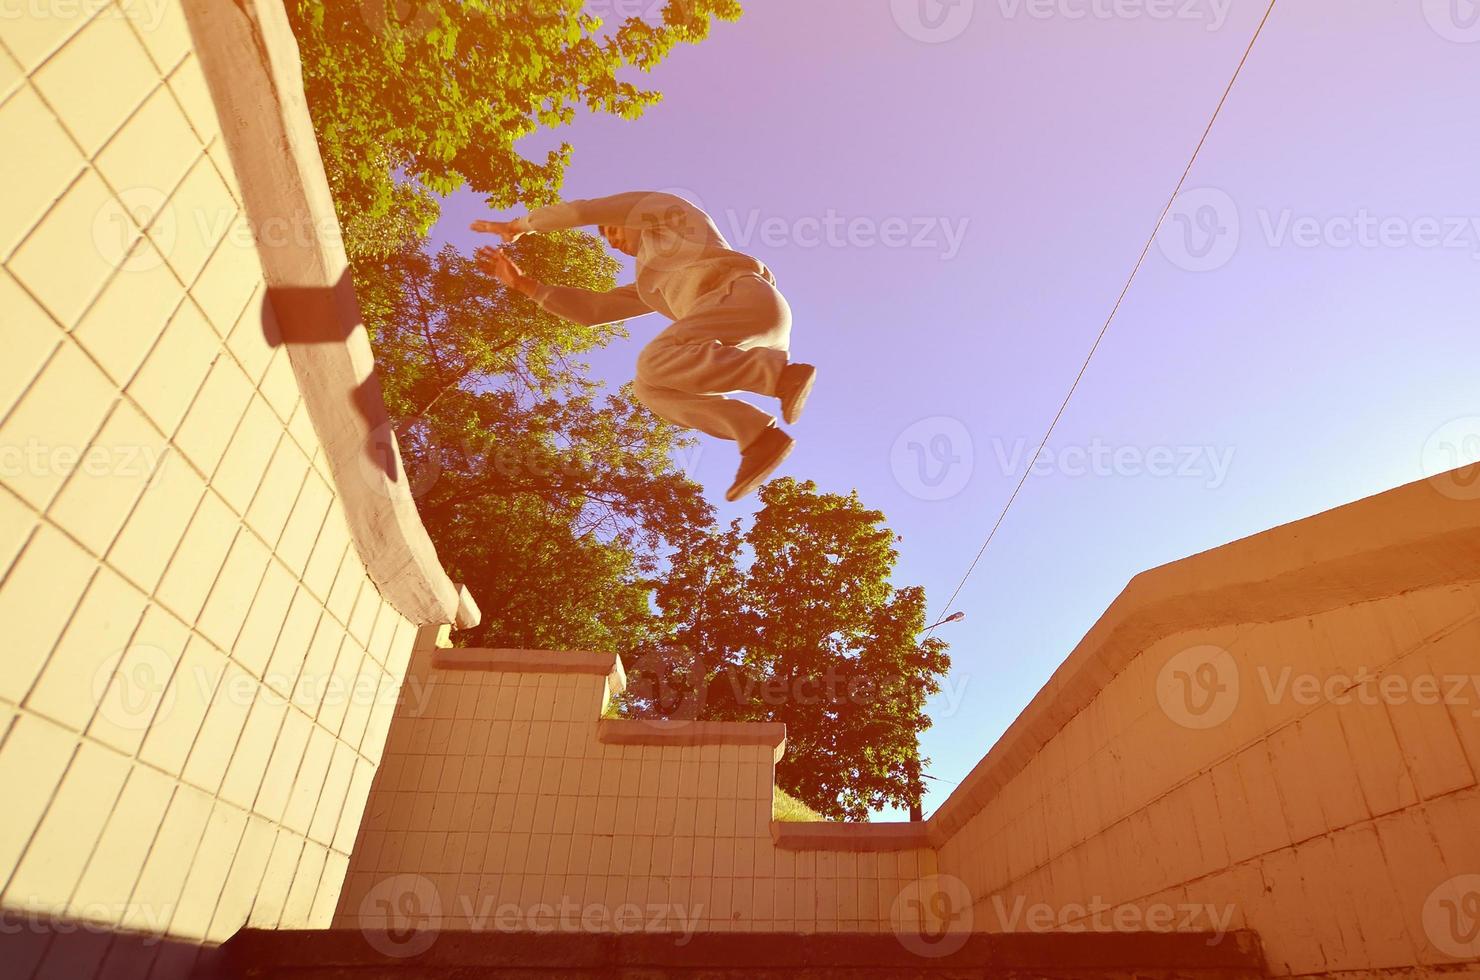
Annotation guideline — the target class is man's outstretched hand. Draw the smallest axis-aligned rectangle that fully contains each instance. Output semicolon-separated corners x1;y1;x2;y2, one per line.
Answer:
475;246;535;297
470;217;530;244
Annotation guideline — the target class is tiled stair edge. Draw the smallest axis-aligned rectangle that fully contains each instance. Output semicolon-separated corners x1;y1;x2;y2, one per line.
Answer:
180;0;474;628
425;648;795;761
222;928;1267;973
599;719;787;763
430;647;628;712
770;821;931;852
421;648;936;848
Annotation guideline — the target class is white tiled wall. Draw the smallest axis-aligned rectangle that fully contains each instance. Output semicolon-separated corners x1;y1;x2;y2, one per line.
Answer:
0;3;424;975
337;657;937;935
935;583;1480;976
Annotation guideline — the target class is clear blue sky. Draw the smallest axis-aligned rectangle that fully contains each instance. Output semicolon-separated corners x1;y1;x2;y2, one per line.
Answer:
433;0;1480;819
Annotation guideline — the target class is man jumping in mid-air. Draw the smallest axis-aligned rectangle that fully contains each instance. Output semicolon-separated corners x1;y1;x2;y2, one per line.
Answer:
471;190;816;502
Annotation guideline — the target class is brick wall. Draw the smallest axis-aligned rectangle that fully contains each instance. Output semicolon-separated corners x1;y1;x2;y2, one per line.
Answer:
336;652;937;938
0;1;427;972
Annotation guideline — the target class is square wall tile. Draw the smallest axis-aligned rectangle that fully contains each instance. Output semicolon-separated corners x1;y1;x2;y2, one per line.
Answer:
71;241;185;386
233;558;296;677
122;783;213;933
138;634;225;777
0;523;96;704
49;398;169;557
155;156;233;286
26;563;147;732
0;338;116;510
105;447;204;593
219;692;288;811
206;815;278;943
248;830;304;928
165;53;218;146
0;486;37;582
172;354;252;478
154;489;236;624
29;10;158;156
0;270;64;425
94;83;201;205
166;805;247;947
181;661;257;794
0;85;85;259
70;763;175;915
245;438;309;549
213;396;282;515
4;739;130;915
87;603;190;754
123;0;193;74
197;238;264;347
196;529;270;651
127;297;219;437
10;166;144;327
0;2;91;72
0;712;79;883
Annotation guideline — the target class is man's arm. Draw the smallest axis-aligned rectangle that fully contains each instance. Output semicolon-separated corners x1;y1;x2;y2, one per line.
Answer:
475;246;653;327
472;191;698;239
524;191;693;233
530;282;654;328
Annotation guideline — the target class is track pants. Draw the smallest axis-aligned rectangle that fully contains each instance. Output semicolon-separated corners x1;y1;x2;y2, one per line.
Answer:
632;274;792;450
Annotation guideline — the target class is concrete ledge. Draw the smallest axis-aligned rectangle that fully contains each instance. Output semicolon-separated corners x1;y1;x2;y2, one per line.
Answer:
180;0;472;629
770;820;931;852
598;719;787;763
929;465;1480;845
432;649;627;695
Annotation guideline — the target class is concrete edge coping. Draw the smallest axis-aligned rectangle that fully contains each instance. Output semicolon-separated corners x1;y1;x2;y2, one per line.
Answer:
180;0;474;630
770;820;932;852
598;719;787;764
431;649;627;696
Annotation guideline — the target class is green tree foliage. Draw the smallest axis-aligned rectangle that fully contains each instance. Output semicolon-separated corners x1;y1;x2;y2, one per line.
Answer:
627;479;952;821
362;232;713;650
285;0;743;261
286;1;951;820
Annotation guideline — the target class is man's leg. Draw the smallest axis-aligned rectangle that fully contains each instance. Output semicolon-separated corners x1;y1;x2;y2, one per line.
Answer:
633;275;792;448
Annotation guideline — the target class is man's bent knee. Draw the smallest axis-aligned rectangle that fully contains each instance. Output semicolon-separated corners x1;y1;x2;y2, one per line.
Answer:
635;338;680;385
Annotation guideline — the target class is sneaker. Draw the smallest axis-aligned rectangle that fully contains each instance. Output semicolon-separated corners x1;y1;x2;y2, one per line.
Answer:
725;427;795;502
777;363;817;425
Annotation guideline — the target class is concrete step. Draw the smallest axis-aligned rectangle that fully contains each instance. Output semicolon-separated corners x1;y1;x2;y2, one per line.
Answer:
219;928;1266;979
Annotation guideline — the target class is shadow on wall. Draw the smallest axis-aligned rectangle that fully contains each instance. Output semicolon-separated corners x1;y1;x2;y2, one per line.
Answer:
264;269;401;483
0;908;232;980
